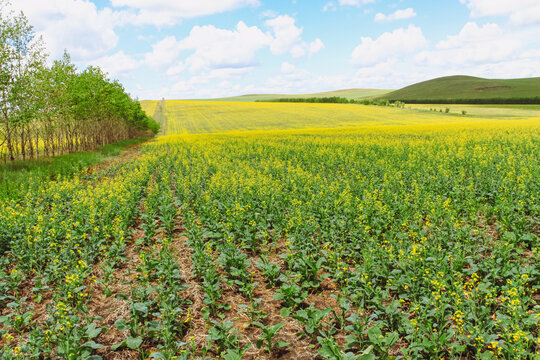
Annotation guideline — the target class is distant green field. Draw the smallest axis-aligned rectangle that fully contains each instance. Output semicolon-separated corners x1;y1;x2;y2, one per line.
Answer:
200;88;391;102
381;75;540;102
409;104;540;118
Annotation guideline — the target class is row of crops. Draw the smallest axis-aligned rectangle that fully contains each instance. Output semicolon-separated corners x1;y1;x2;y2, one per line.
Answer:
0;120;539;359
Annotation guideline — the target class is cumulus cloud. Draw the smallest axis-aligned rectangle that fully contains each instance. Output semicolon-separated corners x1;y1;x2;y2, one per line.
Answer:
144;36;184;69
460;0;540;25
415;22;521;66
143;14;324;80
351;25;427;67
266;15;304;56
179;22;271;72
12;0;120;61
374;8;416;22
309;38;325;55
111;0;261;26
266;15;325;58
143;21;271;75
90;51;141;78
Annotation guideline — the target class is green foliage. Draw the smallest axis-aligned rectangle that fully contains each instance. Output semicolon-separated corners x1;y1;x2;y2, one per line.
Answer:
292;305;332;339
0;5;158;163
254;321;288;353
0;138;148;202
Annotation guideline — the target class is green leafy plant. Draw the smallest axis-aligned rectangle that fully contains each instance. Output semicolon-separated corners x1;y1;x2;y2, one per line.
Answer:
292;305;332;339
253;321;288;353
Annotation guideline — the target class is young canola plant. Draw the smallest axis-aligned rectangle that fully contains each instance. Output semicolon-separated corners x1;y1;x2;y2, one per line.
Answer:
0;117;538;359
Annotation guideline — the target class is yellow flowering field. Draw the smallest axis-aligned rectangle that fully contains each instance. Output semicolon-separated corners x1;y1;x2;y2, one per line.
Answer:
161;100;514;134
0;104;539;359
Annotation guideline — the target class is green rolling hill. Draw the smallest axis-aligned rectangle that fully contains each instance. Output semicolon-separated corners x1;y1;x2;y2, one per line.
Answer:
200;88;391;102
380;75;540;103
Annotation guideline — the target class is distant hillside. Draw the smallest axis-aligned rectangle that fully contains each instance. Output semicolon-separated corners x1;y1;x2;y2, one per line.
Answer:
201;88;391;102
381;75;540;103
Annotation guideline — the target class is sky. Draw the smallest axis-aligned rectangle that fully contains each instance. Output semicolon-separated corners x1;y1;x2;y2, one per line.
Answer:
9;0;540;100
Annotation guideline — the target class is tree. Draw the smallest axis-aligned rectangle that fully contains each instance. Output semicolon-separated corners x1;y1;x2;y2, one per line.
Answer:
0;1;158;162
0;0;46;160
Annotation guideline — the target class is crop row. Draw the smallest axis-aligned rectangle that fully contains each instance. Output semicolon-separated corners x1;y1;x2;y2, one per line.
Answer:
0;121;539;359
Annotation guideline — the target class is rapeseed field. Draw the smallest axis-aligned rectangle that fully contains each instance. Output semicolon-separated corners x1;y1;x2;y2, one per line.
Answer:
0;104;538;359
161;100;520;134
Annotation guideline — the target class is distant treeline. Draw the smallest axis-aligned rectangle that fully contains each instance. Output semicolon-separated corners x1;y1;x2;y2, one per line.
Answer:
383;97;540;104
257;97;405;107
259;96;540;106
0;4;159;162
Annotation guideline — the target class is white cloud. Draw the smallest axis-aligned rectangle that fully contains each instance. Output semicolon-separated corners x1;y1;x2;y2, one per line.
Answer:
468;58;540;79
352;59;426;89
167;67;255;98
12;0;119;61
266;15;324;58
166;63;187;76
374;8;416;22
323;2;336;12
351;25;427;67
338;0;374;6
415;22;521;66
179;21;271;72
260;10;279;18
144;36;184;69
281;62;296;74
266;15;304;56
309;38;325;55
111;0;261;26
460;0;540;25
143;14;323;81
322;0;374;11
90;51;141;78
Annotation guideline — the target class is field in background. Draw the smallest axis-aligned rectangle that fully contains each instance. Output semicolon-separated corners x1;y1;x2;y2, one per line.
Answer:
408;104;540;117
149;100;540;135
139;100;158;117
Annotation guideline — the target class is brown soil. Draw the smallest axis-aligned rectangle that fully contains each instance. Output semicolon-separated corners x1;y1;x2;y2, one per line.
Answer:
87;141;148;176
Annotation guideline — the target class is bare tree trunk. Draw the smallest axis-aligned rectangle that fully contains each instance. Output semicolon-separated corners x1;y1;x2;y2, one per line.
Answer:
6;123;15;161
21;126;26;161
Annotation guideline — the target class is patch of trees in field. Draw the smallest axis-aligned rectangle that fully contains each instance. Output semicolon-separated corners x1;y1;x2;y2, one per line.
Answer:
0;3;159;162
258;97;406;108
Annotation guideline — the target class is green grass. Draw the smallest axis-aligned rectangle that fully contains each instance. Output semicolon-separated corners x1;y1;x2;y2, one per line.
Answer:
198;88;392;102
408;104;540;118
381;75;540;102
0;138;148;200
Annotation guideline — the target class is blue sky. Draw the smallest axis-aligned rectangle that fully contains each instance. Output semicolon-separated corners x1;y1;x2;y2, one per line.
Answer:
12;0;540;99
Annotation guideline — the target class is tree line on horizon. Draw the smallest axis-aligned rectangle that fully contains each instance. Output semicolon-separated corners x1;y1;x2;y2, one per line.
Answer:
259;96;540;106
0;2;159;163
258;96;405;107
